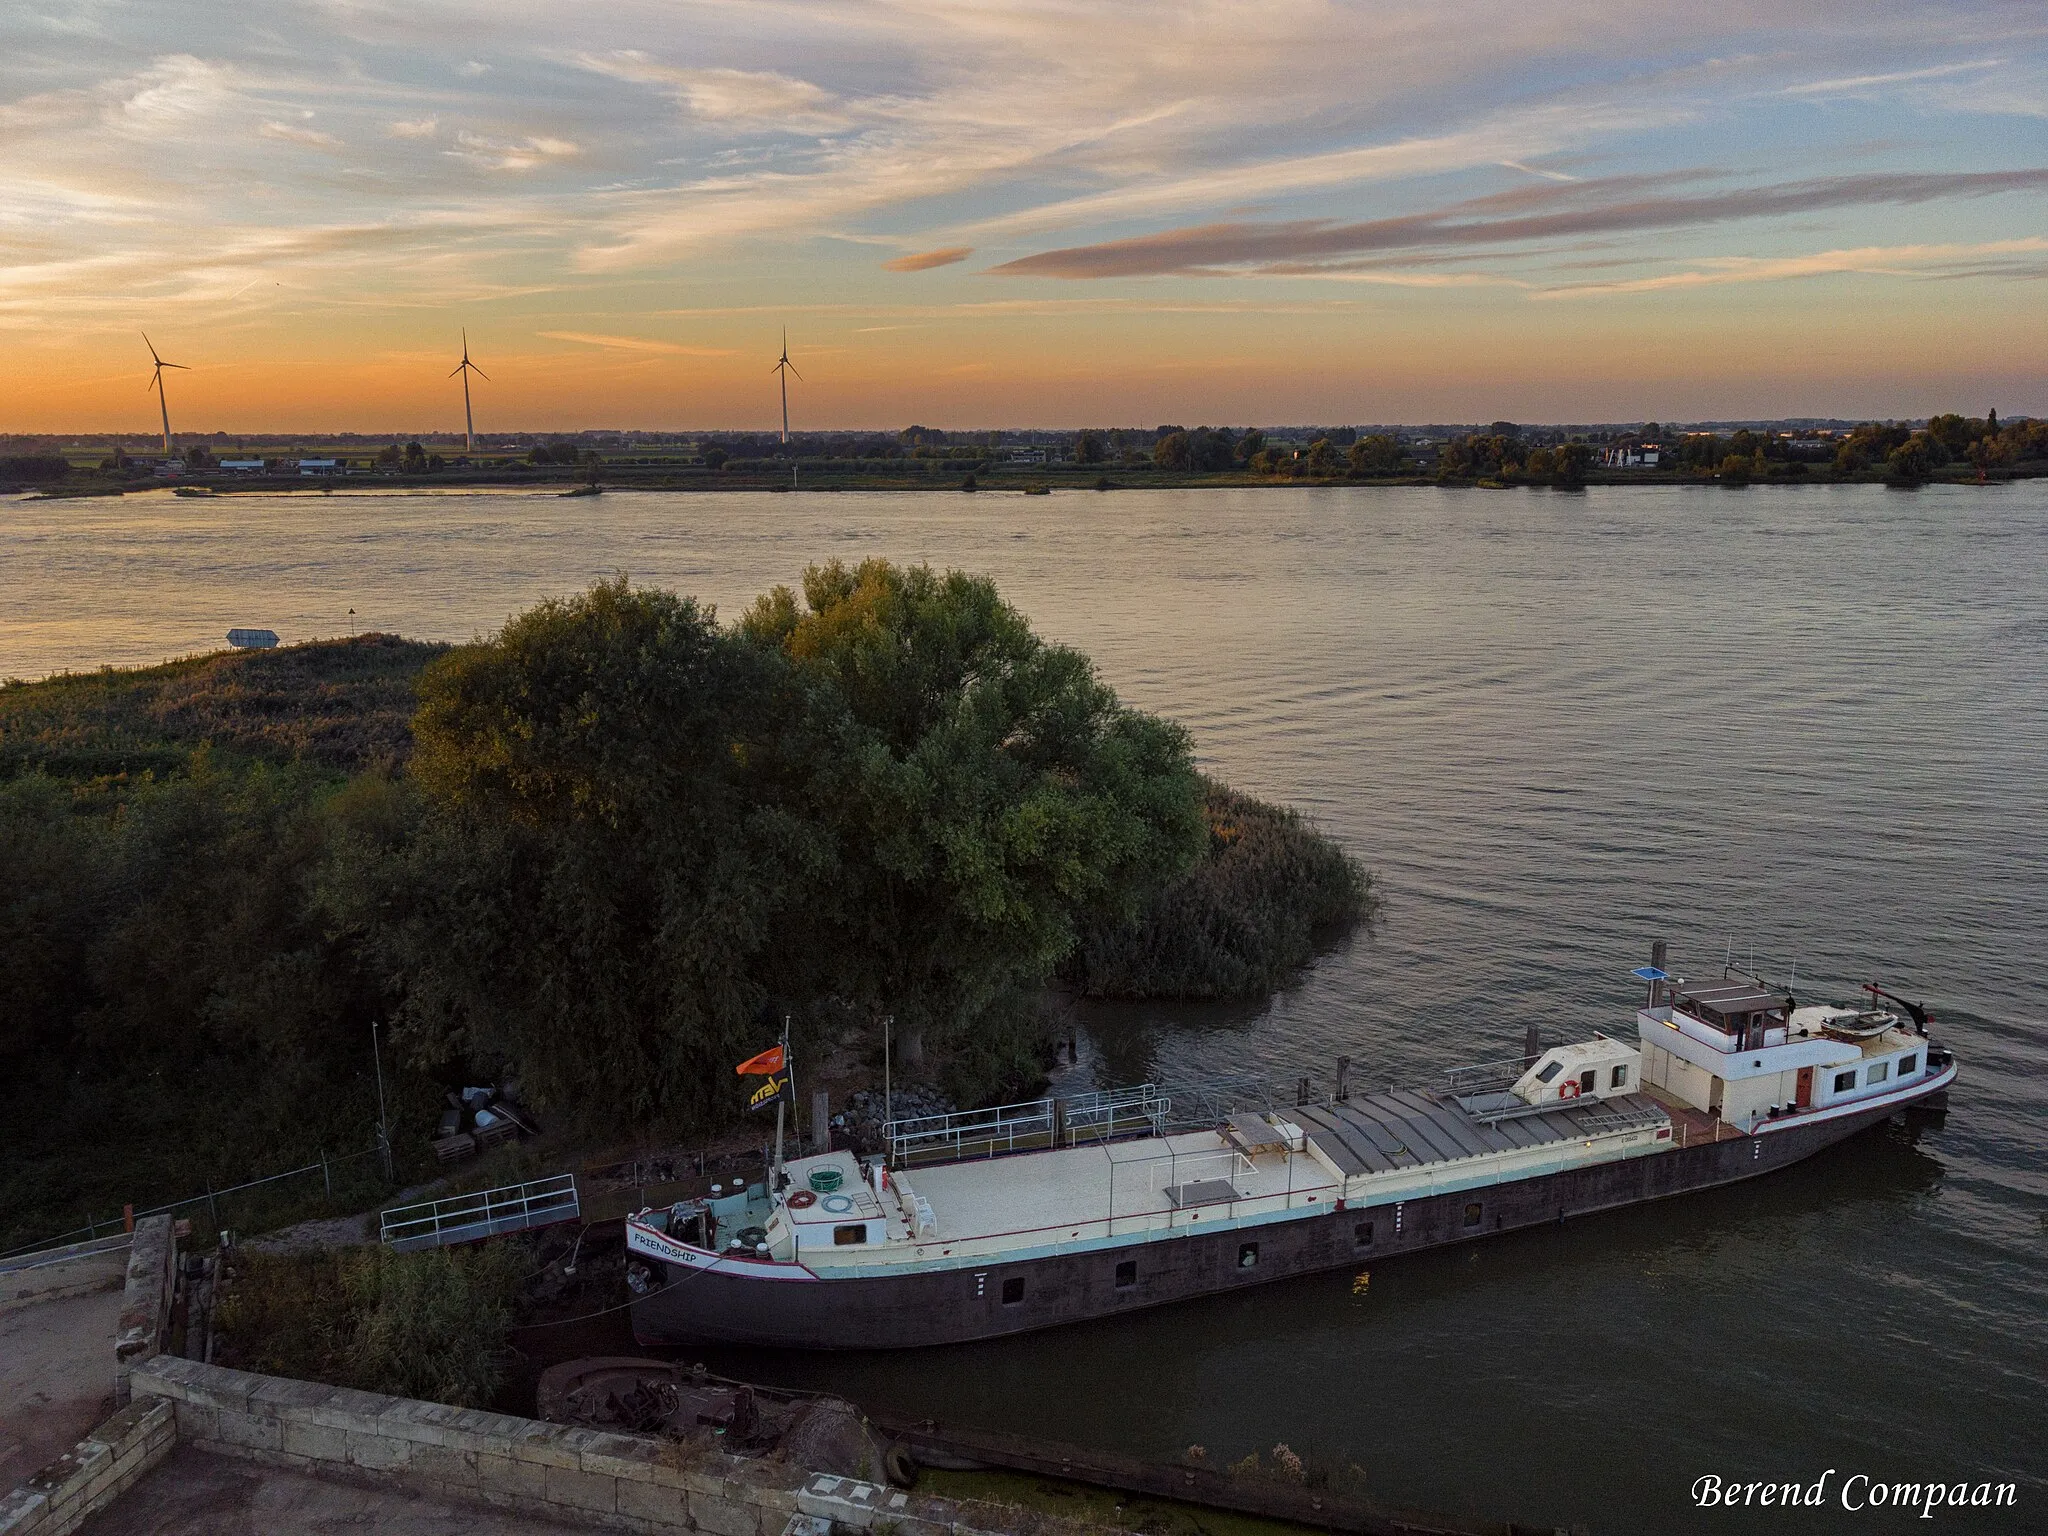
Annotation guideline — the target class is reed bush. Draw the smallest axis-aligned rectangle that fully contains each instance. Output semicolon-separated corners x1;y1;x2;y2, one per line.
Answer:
1067;782;1373;999
216;1242;531;1408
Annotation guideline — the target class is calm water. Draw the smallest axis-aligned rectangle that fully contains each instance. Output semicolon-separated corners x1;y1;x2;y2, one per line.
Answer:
5;483;2044;1532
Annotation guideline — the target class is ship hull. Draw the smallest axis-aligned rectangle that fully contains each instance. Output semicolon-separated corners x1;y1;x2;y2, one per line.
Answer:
630;1081;1944;1351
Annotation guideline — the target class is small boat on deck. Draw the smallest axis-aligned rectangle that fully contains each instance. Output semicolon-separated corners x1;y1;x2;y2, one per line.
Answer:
626;945;1956;1349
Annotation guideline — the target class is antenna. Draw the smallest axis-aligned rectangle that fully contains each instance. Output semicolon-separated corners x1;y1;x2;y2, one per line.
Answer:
449;330;488;453
771;329;801;487
142;333;189;456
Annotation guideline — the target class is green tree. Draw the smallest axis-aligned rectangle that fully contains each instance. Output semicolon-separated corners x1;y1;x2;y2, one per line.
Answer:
1236;429;1266;466
1347;435;1404;475
1925;414;1980;456
1552;441;1591;488
1074;430;1105;465
1885;433;1946;484
363;578;830;1124
740;560;1205;1076
1153;431;1191;471
1306;438;1338;475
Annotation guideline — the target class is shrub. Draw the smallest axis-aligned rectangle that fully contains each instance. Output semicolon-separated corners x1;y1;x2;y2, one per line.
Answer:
1067;782;1373;999
217;1242;531;1407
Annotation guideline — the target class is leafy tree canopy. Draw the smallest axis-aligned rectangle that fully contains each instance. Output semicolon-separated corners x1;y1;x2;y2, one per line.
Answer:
741;559;1207;1060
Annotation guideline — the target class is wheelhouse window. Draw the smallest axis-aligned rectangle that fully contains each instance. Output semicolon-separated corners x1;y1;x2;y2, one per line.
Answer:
1354;1221;1375;1248
832;1224;867;1246
1536;1060;1563;1083
1867;1062;1889;1085
1833;1070;1857;1093
1610;1064;1629;1089
1001;1277;1025;1305
1898;1054;1918;1076
1114;1260;1136;1290
1463;1202;1483;1228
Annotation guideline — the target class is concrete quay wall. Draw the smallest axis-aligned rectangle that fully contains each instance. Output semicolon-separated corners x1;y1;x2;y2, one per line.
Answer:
0;1399;177;1536
122;1355;1003;1536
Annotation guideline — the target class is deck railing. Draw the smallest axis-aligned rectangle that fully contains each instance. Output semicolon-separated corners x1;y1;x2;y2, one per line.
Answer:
379;1173;580;1252
886;1084;1168;1167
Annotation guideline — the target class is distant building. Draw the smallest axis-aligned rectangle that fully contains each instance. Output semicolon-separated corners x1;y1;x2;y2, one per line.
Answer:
218;458;266;473
1600;446;1663;468
227;628;280;649
296;458;344;476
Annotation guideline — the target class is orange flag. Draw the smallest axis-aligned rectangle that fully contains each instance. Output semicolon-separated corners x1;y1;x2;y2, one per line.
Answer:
734;1044;786;1076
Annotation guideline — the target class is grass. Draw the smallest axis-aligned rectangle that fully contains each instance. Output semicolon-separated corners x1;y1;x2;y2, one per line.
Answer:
0;633;444;780
215;1242;532;1408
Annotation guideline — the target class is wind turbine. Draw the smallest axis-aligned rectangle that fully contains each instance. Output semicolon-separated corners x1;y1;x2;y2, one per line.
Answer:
771;329;800;486
450;330;487;453
142;333;187;456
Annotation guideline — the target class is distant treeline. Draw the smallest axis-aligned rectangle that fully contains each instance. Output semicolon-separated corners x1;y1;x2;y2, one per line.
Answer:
10;411;2039;488
0;568;1368;1247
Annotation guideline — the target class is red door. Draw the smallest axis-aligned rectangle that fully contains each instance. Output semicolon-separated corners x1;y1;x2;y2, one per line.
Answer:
1795;1067;1813;1109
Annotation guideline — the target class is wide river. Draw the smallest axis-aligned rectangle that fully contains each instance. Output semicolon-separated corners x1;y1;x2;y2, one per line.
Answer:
5;483;2044;1532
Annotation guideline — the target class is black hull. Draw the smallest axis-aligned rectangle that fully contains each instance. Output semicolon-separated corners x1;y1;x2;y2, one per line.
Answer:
632;1094;1929;1350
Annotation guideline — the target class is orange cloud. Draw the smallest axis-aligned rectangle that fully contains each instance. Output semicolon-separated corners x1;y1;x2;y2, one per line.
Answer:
883;247;973;273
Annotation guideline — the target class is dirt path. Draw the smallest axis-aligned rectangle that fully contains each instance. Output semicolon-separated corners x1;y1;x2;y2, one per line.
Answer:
0;1250;125;1489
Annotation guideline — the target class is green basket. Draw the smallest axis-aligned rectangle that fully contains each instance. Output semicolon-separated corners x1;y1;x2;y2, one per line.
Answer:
807;1167;845;1194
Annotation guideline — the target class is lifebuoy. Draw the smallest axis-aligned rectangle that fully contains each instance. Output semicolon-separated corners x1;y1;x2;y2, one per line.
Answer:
820;1193;856;1215
786;1189;817;1209
1559;1080;1581;1099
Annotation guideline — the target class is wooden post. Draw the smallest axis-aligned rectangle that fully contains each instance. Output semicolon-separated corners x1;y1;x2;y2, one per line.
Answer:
123;1204;135;1233
1334;1057;1351;1103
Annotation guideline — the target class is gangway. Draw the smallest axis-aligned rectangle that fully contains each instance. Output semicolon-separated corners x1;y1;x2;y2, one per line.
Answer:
379;1173;579;1252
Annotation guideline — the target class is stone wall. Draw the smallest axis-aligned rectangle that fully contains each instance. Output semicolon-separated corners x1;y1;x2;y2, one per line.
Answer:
112;1216;174;1405
128;1356;1012;1535
0;1399;176;1536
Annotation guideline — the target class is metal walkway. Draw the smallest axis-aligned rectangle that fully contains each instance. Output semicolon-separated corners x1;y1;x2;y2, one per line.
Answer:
379;1173;580;1252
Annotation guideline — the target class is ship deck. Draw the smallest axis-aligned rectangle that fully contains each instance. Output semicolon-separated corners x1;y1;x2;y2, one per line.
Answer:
1638;1084;1747;1146
804;1085;1674;1266
897;1129;1337;1247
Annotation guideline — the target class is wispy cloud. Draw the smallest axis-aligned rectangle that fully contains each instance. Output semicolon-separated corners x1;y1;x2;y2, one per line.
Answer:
538;330;736;355
883;246;972;272
260;120;341;149
1784;59;2003;96
988;169;2048;278
449;131;579;171
1538;237;2048;295
576;53;850;131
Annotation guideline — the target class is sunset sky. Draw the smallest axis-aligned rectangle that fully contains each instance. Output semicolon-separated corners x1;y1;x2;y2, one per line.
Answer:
3;1;2046;432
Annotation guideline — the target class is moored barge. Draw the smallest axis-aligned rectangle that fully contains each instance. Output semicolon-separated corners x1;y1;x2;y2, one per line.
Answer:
627;952;1956;1348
